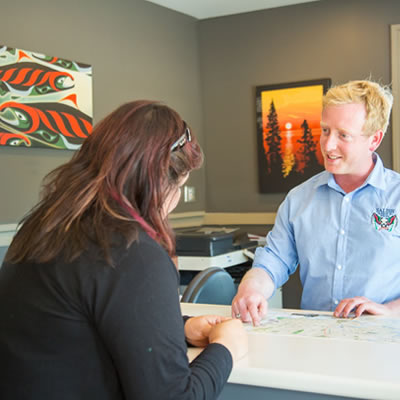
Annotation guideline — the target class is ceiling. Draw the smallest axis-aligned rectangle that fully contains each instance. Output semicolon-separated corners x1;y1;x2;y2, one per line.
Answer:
145;0;320;20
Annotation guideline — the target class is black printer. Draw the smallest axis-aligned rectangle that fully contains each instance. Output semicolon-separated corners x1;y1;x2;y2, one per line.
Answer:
175;226;253;257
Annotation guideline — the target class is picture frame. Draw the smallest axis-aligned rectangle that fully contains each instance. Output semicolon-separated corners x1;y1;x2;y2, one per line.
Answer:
0;44;93;150
391;24;400;173
256;78;331;193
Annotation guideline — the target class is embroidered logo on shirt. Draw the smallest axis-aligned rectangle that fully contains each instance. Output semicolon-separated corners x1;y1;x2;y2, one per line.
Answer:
371;208;398;231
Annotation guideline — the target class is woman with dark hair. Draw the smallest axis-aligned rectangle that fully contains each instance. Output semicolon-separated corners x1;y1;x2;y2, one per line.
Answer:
0;101;247;400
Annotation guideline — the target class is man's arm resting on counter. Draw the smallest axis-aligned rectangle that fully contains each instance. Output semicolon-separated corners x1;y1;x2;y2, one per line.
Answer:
231;267;275;325
334;296;400;318
386;298;400;315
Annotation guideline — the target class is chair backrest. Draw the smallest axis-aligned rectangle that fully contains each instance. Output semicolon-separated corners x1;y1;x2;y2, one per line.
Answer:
181;267;236;305
0;246;8;267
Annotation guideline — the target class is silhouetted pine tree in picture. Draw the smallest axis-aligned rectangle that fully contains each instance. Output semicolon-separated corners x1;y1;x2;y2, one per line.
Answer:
265;100;283;177
297;119;321;174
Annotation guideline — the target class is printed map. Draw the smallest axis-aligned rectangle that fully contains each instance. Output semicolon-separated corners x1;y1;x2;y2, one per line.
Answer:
246;310;400;344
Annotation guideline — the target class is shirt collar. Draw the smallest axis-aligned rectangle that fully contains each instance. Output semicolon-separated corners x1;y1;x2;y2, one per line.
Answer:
313;153;386;191
365;153;386;190
313;170;330;189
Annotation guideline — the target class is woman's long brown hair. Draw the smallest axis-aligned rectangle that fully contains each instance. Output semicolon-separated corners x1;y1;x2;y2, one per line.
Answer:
6;101;203;265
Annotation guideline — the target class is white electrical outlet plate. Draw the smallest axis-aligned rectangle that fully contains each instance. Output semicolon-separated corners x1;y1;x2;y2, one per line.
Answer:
184;186;196;202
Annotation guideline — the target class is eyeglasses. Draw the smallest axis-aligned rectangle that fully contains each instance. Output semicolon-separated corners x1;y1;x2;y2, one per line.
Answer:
170;126;192;152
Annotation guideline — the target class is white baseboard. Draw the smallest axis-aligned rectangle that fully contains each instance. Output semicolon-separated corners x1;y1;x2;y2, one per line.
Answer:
168;211;206;228
169;211;276;228
0;212;277;245
203;212;276;226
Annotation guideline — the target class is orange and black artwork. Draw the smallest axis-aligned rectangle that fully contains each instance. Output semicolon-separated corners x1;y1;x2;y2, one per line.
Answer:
256;78;331;193
0;44;92;150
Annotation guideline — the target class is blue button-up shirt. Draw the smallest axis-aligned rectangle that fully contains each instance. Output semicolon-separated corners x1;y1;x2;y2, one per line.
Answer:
254;154;400;311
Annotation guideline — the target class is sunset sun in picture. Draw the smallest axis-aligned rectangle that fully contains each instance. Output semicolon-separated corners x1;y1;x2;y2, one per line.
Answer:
285;122;292;130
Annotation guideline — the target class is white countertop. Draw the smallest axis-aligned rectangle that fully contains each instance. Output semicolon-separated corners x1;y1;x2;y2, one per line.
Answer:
181;303;400;400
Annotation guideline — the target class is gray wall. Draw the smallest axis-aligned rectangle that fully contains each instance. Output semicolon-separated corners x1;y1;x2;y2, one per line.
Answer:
0;0;205;224
199;0;400;212
1;0;400;223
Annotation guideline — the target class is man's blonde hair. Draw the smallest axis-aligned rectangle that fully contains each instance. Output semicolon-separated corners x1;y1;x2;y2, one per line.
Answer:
323;80;393;136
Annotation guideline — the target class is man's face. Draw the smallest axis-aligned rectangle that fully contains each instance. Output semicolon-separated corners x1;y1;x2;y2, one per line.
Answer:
320;103;380;178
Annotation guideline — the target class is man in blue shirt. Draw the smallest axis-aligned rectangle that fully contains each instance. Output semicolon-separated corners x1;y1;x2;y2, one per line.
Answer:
232;80;400;325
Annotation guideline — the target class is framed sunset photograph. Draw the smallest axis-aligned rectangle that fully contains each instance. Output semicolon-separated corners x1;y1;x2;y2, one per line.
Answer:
256;78;331;193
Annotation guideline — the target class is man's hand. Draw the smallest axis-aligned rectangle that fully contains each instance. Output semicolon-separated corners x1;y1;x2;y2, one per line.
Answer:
231;288;267;326
334;296;394;318
184;315;229;347
231;268;274;326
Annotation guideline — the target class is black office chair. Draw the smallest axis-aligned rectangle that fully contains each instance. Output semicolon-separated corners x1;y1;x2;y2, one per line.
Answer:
181;267;237;305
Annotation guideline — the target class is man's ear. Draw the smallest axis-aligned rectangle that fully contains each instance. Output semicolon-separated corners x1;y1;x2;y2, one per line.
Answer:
369;130;384;152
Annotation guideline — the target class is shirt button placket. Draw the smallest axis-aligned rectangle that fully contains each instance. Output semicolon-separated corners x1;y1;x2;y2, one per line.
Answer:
332;195;350;309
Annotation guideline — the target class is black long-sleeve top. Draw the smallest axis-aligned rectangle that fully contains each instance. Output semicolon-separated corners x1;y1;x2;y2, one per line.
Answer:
0;230;232;399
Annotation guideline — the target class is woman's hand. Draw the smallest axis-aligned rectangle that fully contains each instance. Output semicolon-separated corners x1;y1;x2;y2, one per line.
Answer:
209;318;248;362
184;315;229;347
